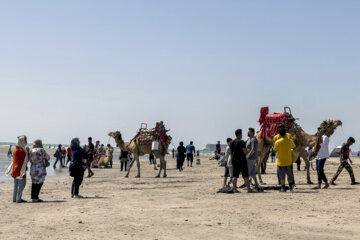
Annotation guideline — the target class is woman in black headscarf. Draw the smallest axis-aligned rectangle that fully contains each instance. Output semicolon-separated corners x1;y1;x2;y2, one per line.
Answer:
69;138;88;198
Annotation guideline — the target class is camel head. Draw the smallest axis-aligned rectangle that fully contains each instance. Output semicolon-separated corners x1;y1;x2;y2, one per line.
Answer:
317;120;342;137
108;131;123;142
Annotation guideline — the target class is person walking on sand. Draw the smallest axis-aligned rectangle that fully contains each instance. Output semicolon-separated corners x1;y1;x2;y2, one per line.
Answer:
177;142;186;171
61;147;66;167
222;138;233;189
8;144;13;157
30;139;50;202
5;135;29;203
149;153;155;165
330;137;358;185
274;128;296;192
53;144;65;168
186;141;196;167
172;148;175;159
313;132;331;189
66;146;72;166
230;129;254;193
69;138;88;198
86;137;95;177
246;128;262;192
119;150;129;171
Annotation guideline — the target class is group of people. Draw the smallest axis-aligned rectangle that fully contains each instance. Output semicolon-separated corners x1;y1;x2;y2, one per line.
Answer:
220;125;358;193
176;141;196;171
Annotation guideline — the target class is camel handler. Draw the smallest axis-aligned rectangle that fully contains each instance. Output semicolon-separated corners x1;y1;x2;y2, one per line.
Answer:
330;137;358;185
107;144;114;168
274;128;296;192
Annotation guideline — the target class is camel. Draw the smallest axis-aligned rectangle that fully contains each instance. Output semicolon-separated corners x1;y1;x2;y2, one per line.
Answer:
108;131;171;178
92;155;111;168
256;120;342;184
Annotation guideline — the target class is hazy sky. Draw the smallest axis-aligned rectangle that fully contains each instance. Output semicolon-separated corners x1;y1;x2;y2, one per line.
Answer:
0;1;359;150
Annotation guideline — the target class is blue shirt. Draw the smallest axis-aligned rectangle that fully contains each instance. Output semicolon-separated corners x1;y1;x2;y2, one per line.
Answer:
186;144;195;155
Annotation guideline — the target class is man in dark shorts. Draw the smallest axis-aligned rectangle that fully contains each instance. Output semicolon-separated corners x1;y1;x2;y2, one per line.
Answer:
86;137;95;178
230;129;254;193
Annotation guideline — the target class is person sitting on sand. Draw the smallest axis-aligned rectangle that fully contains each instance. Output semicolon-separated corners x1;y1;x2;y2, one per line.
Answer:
330;137;358;185
222;138;233;189
230;129;254;193
6;135;29;203
274;128;296;192
30;139;50;202
69;138;88;198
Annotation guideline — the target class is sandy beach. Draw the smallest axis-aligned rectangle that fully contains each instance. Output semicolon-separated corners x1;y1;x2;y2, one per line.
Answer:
1;155;359;240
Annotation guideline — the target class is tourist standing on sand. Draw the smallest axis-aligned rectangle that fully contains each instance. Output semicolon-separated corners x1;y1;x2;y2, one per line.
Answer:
107;144;114;168
30;139;50;202
222;138;232;189
313;133;331;189
86;137;95;177
270;147;276;163
6;135;29;203
172;148;175;159
246;128;261;191
177;142;186;171
8;145;13;157
119;150;129;171
230;129;253;193
186;141;196;167
216;141;221;154
274;128;296;192
69;138;88;198
53;144;65;168
149;153;155;164
330;137;358;185
66;146;72;166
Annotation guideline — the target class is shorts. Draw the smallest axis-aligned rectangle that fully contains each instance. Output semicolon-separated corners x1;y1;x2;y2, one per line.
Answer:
186;154;194;162
232;162;249;179
277;165;294;181
224;166;233;178
247;159;257;176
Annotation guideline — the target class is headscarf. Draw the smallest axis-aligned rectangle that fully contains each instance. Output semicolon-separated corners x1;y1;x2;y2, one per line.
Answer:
33;139;43;148
70;138;80;150
6;135;29;178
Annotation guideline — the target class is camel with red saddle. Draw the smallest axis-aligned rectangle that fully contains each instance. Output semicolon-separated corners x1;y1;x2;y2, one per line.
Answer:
109;123;171;178
256;107;342;184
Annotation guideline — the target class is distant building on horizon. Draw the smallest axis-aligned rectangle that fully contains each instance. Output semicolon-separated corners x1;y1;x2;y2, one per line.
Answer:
205;144;227;152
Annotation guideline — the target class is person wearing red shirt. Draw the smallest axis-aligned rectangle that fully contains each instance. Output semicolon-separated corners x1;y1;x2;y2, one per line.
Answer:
66;146;72;166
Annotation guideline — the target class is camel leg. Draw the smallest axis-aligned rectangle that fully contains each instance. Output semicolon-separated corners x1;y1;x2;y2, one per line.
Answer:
163;159;167;178
135;156;141;178
125;158;136;178
154;157;158;170
300;149;313;184
156;158;163;178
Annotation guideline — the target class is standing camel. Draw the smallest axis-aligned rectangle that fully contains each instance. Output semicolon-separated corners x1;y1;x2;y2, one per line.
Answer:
256;120;342;184
109;131;171;178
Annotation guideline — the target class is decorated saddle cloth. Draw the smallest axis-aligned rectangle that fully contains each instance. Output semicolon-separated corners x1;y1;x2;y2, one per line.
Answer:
136;128;158;145
258;107;294;139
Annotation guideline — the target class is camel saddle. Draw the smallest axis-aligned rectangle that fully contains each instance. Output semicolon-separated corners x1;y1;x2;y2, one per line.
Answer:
258;106;295;139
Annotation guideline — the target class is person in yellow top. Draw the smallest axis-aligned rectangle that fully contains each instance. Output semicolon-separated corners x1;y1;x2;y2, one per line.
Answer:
274;128;296;192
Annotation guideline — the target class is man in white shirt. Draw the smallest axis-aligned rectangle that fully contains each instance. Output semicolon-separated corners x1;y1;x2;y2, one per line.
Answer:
314;133;330;189
222;138;233;189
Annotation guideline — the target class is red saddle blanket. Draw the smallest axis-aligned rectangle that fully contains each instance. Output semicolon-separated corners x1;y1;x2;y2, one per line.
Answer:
258;107;294;139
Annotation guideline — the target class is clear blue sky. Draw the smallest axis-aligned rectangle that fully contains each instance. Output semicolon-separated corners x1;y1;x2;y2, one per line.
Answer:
0;1;359;151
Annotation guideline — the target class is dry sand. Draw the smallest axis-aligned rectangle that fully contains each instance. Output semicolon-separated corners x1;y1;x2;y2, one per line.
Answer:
0;156;359;240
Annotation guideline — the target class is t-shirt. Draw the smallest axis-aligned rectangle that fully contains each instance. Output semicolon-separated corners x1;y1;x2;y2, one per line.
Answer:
177;146;186;158
274;137;296;166
273;133;292;142
316;135;330;159
230;139;246;165
186;144;195;155
341;143;351;160
216;144;221;154
67;147;72;156
246;137;258;161
224;146;232;167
